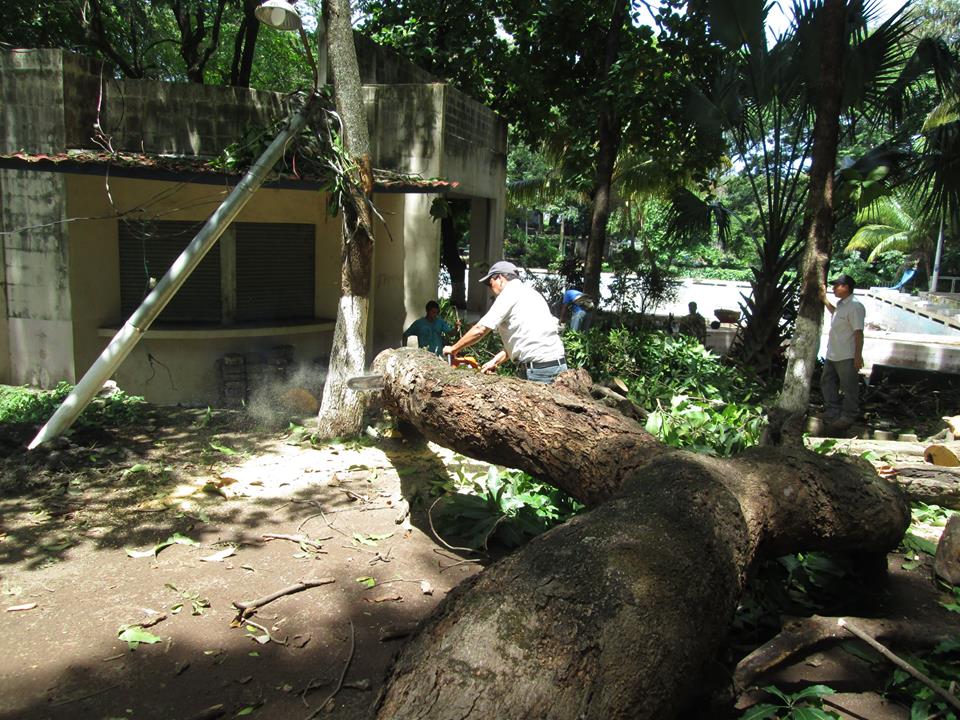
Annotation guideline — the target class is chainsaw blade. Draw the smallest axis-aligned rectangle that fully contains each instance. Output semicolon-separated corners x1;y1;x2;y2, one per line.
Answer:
346;374;386;391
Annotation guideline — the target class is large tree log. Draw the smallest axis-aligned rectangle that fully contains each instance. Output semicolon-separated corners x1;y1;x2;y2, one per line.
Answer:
371;350;911;720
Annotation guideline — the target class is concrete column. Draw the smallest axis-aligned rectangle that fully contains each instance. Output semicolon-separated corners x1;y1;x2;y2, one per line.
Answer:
1;170;75;387
401;193;442;330
468;197;492;313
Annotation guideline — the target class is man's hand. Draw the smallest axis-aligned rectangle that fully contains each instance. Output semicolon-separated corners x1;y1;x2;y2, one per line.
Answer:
480;359;498;374
442;345;454;357
854;356;864;371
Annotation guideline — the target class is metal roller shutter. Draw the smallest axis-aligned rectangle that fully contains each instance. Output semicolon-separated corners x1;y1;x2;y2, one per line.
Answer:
118;220;222;324
235;223;315;322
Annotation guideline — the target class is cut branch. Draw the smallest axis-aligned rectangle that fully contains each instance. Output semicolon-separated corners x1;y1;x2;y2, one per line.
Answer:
733;614;958;692
840;618;960;713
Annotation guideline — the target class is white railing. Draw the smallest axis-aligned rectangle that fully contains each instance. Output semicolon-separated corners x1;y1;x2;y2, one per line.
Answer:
933;276;960;293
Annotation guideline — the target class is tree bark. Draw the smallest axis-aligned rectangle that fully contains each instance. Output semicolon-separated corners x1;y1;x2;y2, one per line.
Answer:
371;349;910;719
773;0;847;438
229;1;260;88
316;0;377;438
583;0;629;301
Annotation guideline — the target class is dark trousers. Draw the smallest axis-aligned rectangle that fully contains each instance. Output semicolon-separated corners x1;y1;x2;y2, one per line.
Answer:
821;358;860;420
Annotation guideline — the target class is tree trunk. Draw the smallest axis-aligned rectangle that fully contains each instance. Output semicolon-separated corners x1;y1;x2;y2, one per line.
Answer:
583;0;629;301
316;0;377;438
229;1;260;88
370;349;910;719
773;0;847;438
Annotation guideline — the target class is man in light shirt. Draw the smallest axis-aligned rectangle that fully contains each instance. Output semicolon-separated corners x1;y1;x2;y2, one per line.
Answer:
821;273;866;428
442;260;567;383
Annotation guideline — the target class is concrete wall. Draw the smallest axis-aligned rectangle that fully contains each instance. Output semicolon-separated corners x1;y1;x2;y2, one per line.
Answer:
64;174;344;405
0;169;75;387
354;34;437;85
371;193;421;354
101;77;285;157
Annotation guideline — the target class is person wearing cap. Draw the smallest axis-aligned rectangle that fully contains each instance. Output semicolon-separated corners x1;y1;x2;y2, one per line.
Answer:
442;260;568;383
820;273;866;427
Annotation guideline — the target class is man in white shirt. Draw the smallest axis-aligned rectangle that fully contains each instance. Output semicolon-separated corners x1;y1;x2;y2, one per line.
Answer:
442;260;567;383
821;273;866;427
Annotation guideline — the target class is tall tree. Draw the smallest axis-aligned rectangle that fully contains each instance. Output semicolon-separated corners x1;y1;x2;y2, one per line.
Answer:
774;0;849;431
315;0;377;438
357;0;722;300
673;0;921;381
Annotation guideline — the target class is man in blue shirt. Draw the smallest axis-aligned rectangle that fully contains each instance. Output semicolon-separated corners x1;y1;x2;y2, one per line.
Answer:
403;301;454;355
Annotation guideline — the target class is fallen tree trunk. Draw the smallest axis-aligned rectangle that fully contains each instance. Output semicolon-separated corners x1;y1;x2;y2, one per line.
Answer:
371;350;911;720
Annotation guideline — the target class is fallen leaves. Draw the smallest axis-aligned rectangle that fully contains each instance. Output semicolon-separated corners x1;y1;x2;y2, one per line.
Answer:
117;624;162;650
125;533;199;559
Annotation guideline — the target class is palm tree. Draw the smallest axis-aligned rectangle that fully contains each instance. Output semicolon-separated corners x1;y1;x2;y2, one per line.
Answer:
671;0;920;381
846;193;933;262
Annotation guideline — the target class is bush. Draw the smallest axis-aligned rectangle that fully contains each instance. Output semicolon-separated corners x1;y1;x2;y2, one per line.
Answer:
564;328;767;455
0;382;147;428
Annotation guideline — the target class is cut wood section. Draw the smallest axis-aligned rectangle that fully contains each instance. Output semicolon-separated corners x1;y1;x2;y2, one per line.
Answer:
891;463;960;509
370;349;911;720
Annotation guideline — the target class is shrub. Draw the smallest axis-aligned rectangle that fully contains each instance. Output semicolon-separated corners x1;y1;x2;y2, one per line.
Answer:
0;382;147;428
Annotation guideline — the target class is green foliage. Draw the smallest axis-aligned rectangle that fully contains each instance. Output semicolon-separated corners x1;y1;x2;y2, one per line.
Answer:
429;465;584;551
735;552;859;635
604;246;681;316
0;383;147;429
564;328;766;455
884;640;960;720
645;395;766;456
740;685;839;720
830;249;909;289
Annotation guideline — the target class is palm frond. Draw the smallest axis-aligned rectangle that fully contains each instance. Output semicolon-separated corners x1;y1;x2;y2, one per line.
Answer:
866;230;914;260
922;94;960;132
885;37;960;125
846;223;900;253
665;187;733;249
910;117;960;227
843;4;917;121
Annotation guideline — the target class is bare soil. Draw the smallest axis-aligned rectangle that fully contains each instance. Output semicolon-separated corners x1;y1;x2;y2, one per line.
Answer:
0;406;955;720
0;408;484;720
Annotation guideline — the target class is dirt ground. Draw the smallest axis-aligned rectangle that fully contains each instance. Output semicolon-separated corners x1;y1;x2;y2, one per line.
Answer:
0;408;485;720
0;406;955;720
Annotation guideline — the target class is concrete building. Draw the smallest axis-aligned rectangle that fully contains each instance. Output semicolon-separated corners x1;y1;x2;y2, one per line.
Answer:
0;45;506;405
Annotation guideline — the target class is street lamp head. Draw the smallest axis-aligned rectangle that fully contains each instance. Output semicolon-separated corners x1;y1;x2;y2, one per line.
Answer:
255;0;303;31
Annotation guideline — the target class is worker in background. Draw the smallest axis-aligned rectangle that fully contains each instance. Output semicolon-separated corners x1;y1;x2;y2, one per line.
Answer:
403;300;454;355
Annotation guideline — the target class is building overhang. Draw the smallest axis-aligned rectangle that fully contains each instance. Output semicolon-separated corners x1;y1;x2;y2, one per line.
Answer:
0;150;459;194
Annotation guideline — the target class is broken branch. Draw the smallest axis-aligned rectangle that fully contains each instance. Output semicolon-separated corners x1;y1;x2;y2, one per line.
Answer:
232;578;335;621
839;618;960;713
734;614;958;692
305;619;355;720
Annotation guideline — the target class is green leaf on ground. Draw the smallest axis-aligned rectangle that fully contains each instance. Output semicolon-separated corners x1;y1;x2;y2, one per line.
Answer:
356;576;376;588
125;533;199;559
209;441;238;456
117;625;162;649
